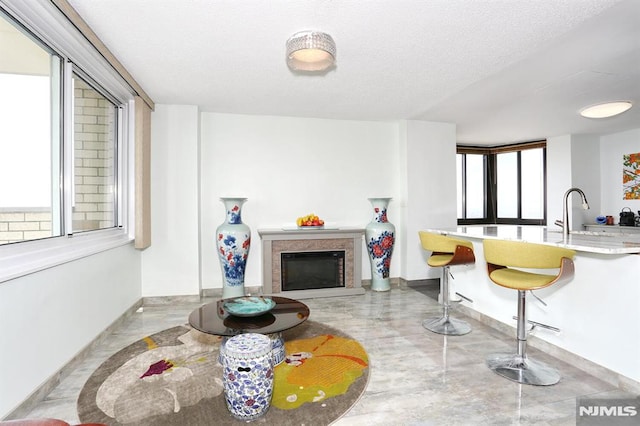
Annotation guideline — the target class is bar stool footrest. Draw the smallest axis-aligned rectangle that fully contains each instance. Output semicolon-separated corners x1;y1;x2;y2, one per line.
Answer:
422;316;471;336
486;352;560;386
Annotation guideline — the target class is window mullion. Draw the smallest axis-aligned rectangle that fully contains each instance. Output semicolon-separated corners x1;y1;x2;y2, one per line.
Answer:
487;154;496;223
116;105;125;228
543;148;548;225
50;55;63;237
62;60;74;236
517;151;522;220
462;154;467;219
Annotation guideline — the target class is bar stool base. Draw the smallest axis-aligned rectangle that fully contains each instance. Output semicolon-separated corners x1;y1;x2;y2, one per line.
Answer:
422;316;471;336
486;352;560;386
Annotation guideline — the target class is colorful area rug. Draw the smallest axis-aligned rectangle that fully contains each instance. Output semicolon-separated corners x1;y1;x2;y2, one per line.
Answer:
77;321;369;425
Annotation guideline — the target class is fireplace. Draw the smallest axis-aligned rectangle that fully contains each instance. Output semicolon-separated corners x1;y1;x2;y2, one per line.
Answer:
281;251;345;291
258;227;365;299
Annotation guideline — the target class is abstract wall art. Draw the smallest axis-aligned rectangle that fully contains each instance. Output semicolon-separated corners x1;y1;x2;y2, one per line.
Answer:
623;152;640;199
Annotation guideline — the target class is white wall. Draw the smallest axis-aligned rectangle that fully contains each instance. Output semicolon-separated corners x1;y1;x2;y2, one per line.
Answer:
545;135;573;227
139;109;459;294
0;244;141;418
600;128;640;220
547;134;601;229
199;113;402;290
548;129;640;229
141;105;201;297
571;134;601;225
400;120;457;281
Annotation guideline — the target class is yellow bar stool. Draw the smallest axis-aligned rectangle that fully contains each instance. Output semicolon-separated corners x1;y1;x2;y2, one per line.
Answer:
483;239;575;386
419;231;475;335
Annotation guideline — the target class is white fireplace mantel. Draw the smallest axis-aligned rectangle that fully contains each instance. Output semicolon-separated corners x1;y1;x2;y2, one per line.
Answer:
258;227;366;299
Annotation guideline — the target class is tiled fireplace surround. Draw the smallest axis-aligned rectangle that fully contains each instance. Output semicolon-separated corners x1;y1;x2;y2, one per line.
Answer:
258;227;366;299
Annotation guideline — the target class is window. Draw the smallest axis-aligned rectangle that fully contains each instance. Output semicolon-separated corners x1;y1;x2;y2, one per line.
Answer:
0;15;62;244
457;142;546;225
0;12;124;245
71;73;118;233
457;153;486;219
0;2;140;282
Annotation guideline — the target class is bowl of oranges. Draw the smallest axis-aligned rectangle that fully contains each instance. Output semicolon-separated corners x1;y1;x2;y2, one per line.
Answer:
296;213;324;228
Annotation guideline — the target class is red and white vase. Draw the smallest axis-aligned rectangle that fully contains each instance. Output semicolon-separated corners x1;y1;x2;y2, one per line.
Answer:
365;197;395;292
216;197;251;299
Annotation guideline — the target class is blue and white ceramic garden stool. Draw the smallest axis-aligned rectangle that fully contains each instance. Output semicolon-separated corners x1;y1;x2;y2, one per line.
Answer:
219;333;285;366
221;333;274;421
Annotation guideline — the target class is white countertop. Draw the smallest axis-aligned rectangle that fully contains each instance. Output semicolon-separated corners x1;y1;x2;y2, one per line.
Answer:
425;225;640;254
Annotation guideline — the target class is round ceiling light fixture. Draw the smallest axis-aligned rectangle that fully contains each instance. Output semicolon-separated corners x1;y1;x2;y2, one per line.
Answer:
579;101;633;118
286;31;336;72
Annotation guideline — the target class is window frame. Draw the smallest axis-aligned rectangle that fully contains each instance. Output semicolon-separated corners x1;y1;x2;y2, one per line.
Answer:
457;141;547;226
68;67;122;234
0;0;137;283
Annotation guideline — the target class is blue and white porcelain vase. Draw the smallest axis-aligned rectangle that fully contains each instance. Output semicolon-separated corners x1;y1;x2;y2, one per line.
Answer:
365;197;395;292
216;197;251;299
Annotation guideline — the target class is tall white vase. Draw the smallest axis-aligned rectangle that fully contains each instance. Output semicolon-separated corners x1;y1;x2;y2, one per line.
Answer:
216;197;251;299
365;197;395;292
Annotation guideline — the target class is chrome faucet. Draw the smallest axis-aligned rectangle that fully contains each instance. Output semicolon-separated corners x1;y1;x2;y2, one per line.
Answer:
557;188;590;238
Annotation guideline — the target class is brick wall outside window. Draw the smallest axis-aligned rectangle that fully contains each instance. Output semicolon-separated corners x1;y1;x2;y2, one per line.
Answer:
73;79;115;232
0;209;53;245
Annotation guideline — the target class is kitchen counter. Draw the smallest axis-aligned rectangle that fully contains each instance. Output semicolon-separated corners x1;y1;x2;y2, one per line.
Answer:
420;224;640;389
584;224;640;235
425;225;640;254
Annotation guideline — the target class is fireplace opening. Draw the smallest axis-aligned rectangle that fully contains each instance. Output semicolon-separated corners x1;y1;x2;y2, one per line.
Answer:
281;251;345;291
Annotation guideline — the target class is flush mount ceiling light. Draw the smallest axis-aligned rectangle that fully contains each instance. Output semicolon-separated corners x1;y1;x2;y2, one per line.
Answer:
579;101;633;118
286;31;336;72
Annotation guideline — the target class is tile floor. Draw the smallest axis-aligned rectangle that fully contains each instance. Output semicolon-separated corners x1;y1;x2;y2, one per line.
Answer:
22;286;637;425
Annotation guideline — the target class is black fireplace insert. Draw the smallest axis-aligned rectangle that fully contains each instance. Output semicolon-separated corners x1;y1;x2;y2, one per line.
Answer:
281;251;345;291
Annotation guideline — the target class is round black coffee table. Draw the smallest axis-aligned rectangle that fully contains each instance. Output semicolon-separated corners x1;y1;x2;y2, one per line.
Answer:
188;296;310;364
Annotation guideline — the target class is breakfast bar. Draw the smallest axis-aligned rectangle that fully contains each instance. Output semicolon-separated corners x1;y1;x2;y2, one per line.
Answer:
432;224;640;254
424;225;640;390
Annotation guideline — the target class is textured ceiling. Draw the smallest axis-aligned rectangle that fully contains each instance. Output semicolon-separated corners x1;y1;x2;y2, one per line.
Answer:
67;0;640;145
